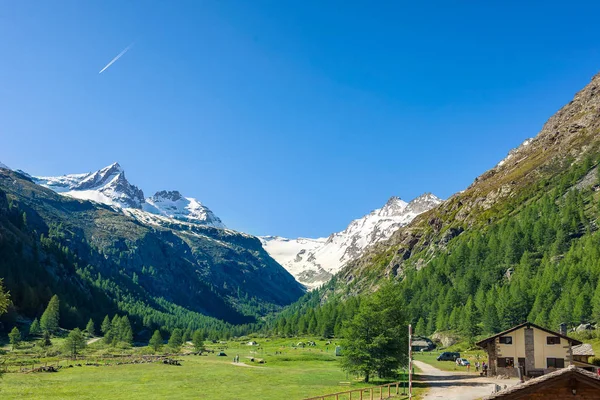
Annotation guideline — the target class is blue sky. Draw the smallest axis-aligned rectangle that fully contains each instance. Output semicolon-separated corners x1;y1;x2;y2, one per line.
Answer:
1;1;600;238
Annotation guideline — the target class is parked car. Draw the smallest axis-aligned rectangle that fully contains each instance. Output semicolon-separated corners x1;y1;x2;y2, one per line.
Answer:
436;352;460;361
457;358;470;366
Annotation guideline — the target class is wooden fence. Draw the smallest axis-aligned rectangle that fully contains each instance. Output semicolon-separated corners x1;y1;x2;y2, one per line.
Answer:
303;381;406;400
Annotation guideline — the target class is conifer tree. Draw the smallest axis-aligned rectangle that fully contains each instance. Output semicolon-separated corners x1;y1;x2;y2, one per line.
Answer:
169;328;183;351
149;330;163;352
85;318;95;337
101;315;112;344
119;315;133;345
64;328;86;358
9;326;21;350
29;318;41;336
192;330;204;352
0;278;9;316
40;295;60;334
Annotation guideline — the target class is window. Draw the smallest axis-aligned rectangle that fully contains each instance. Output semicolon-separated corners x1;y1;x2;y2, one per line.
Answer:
497;357;514;368
547;336;561;345
547;358;565;368
499;336;513;344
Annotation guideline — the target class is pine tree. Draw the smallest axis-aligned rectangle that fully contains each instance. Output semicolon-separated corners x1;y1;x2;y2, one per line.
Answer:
119;316;133;345
64;328;86;358
40;330;52;348
9;326;21;350
29;318;41;336
40;295;60;334
169;328;183;351
85;318;95;337
482;303;500;334
149;330;163;352
0;278;9;316
101;315;112;344
192;330;204;352
415;317;426;336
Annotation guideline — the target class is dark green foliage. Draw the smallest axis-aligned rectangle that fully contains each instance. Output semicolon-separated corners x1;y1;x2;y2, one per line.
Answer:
8;326;21;349
85;318;95;336
0;278;9;316
149;330;163;351
29;318;41;336
101;315;112;344
64;328;86;358
192;329;205;352
40;330;52;348
168;328;183;351
40;295;60;334
340;282;408;383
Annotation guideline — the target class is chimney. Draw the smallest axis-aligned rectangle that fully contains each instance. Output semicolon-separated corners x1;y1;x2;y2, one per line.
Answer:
559;323;567;336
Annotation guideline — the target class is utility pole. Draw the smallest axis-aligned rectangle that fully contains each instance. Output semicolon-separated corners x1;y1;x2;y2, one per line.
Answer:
408;324;413;399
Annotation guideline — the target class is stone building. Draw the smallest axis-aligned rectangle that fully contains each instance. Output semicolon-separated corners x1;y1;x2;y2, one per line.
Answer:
476;322;593;377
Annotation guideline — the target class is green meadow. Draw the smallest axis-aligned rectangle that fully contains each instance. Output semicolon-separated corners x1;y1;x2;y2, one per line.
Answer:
0;337;423;399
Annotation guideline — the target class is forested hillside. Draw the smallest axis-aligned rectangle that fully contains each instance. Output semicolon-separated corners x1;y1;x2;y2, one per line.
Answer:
0;169;302;337
269;73;600;339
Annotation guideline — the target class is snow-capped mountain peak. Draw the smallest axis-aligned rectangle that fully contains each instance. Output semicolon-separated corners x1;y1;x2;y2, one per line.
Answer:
34;162;144;209
261;193;443;290
0;161;10;170
378;196;408;217
142;190;225;228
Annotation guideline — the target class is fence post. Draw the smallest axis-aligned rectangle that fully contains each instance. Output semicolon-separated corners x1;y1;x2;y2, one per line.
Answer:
370;388;373;400
388;384;391;398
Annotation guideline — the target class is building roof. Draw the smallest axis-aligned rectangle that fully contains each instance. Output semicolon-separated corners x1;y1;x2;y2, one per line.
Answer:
475;322;582;347
573;343;595;356
483;366;600;399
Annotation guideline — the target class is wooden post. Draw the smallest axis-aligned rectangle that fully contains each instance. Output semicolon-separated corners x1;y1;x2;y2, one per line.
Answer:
388;384;390;397
396;382;399;394
360;389;363;400
370;388;373;400
408;324;413;399
379;386;382;399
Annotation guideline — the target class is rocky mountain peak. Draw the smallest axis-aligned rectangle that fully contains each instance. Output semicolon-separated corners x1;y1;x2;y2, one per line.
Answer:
378;196;408;217
406;193;443;214
152;190;184;202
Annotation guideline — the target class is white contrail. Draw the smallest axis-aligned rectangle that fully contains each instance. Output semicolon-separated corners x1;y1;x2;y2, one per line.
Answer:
98;43;134;74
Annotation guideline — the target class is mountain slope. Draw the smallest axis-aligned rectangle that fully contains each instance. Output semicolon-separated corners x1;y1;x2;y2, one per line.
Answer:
261;193;442;289
268;72;600;338
0;168;304;332
341;72;600;288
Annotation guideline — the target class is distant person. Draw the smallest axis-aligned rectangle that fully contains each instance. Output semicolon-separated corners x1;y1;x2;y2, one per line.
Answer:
475;361;480;372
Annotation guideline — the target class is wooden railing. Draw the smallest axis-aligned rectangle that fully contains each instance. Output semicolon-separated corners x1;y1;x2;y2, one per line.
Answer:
303;381;406;400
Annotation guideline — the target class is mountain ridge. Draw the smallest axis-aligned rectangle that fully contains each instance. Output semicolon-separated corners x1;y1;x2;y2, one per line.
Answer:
261;192;442;289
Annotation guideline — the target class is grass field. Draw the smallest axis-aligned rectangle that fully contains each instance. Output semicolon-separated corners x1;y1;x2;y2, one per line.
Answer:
0;337;425;399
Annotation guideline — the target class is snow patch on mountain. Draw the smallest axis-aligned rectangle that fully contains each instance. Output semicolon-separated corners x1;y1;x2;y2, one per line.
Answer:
0;161;10;170
261;193;443;290
496;138;534;168
143;190;225;228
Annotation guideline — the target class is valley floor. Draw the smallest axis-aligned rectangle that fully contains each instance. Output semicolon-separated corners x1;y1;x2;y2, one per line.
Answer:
0;338;421;400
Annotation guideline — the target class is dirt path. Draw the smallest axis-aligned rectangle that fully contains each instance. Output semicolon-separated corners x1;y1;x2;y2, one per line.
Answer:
86;337;102;345
414;360;518;400
231;362;262;368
